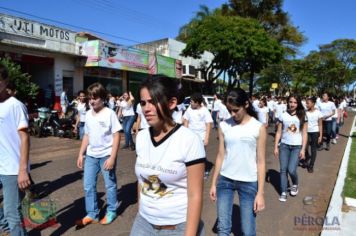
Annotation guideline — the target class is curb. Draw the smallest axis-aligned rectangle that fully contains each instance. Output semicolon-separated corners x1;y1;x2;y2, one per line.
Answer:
345;197;356;208
321;114;356;236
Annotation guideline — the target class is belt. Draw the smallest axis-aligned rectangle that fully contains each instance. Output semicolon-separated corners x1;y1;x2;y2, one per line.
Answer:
152;224;177;230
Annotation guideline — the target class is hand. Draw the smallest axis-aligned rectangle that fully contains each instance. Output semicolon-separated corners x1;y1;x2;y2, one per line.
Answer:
254;193;265;213
204;139;209;146
18;170;31;191
274;147;279;158
73;127;78;134
103;157;116;170
77;154;84;169
299;149;305;159
209;185;217;202
318;136;322;144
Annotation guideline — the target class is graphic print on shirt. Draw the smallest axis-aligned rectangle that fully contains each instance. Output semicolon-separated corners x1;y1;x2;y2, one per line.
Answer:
287;123;297;133
141;175;173;199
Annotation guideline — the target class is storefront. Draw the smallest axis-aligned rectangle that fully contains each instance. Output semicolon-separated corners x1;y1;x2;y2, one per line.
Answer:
0;13;83;102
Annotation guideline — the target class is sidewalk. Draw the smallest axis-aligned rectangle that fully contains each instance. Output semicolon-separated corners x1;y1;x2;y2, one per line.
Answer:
25;112;355;235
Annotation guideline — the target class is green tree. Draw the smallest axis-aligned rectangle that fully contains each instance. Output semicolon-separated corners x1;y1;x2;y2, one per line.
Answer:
225;0;306;56
1;57;39;102
182;14;283;95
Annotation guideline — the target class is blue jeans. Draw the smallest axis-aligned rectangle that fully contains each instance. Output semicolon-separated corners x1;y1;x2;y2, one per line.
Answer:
279;143;301;193
122;115;136;147
83;156;118;220
79;122;85;140
130;213;205;236
0;175;27;235
212;111;218;129
216;175;257;236
331;118;338;139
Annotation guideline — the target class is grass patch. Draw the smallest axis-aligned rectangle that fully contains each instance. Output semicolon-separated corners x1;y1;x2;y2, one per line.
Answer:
344;132;356;199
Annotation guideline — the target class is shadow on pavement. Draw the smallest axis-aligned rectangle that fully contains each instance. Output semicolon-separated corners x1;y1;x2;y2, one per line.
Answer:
211;204;242;236
117;181;138;216
31;171;83;198
266;169;280;195
30;161;52;170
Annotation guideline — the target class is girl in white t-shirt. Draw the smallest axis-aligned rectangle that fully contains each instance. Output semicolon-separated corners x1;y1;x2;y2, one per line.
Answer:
210;88;266;236
76;83;122;227
117;91;136;150
131;77;205;236
304;97;323;173
274;95;307;202
74;90;89;140
257;97;269;127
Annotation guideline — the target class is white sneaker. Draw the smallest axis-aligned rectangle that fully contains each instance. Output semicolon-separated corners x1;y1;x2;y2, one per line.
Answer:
290;185;299;196
331;139;337;144
279;192;287;202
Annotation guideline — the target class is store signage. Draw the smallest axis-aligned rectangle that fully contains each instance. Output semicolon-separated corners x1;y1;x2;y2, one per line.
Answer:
0;13;75;44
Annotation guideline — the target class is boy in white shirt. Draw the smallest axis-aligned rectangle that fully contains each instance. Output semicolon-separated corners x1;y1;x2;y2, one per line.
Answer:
76;83;122;226
183;93;213;178
0;63;30;235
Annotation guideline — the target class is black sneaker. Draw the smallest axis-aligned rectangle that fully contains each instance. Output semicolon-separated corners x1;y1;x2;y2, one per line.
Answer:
121;146;130;150
290;185;299;196
308;167;314;173
325;144;330;151
130;145;136;151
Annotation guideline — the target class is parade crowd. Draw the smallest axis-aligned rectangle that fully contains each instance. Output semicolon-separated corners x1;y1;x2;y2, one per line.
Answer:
0;61;351;236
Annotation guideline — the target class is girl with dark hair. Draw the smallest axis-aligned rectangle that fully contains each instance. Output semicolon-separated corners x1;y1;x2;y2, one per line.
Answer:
210;88;266;236
117;91;136;151
304;96;323;173
74;90;90;140
274;95;308;202
131;77;205;236
257;97;269;127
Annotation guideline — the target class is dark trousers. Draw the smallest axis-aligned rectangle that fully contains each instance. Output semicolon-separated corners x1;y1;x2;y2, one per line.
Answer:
212;111;218;129
306;132;319;168
322;120;332;145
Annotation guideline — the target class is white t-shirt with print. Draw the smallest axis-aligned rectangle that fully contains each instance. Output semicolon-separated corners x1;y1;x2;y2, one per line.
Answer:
85;107;122;157
306;110;323;133
136;103;149;129
317;101;336;121
183;106;213;140
77;102;87;122
135;125;205;225
279;112;306;146
0;97;29;175
220;117;262;182
119;100;135;117
257;106;269;124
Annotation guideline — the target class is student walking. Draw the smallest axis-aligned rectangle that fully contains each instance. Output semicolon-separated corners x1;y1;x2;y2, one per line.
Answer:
317;93;336;151
304;97;323;173
0;63;31;236
117;91;136;151
76;83;122;226
210;88;266;236
74;90;90;140
131;77;205;236
274;95;308;202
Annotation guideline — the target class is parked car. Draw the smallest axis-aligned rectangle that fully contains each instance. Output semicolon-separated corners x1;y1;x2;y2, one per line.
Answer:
183;95;214;111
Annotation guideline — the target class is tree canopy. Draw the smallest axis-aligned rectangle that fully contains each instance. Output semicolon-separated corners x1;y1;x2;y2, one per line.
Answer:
181;14;283;95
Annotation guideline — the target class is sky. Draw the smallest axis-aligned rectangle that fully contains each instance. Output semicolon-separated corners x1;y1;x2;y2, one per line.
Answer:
0;0;355;57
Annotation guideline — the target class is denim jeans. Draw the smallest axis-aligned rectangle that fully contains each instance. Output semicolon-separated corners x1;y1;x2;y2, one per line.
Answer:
0;175;27;236
79;122;85;140
212;111;218;129
83;155;118;220
279;143;301;193
130;213;205;236
216;175;257;236
306;132;319;168
322;120;332;145
331;118;338;139
122;115;136;147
